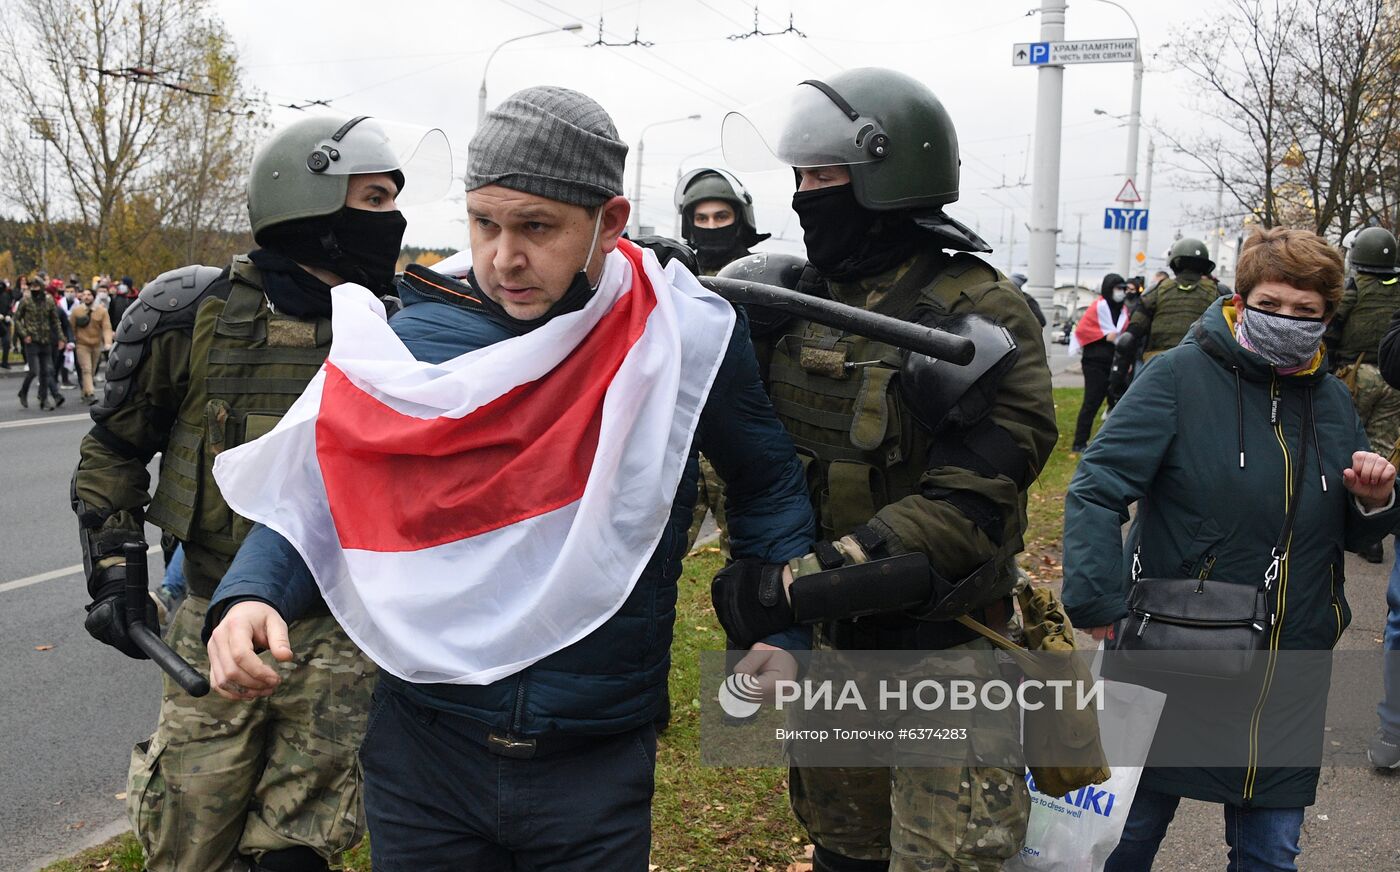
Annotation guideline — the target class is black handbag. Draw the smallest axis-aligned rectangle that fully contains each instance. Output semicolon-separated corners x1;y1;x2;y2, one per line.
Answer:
1110;424;1306;680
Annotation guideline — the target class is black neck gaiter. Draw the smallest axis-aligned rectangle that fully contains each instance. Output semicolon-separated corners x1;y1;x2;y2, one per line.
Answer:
247;248;334;319
258;206;407;296
464;269;596;335
690;224;747;272
792;184;927;281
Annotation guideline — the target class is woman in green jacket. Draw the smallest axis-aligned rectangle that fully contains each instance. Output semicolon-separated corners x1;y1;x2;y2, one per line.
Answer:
1062;227;1399;872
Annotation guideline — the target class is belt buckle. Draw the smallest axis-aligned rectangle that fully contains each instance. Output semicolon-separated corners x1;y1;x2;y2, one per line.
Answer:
487;732;537;759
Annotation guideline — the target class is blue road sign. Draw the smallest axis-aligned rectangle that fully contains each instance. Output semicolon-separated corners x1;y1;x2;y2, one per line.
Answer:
1029;42;1050;64
1103;208;1149;231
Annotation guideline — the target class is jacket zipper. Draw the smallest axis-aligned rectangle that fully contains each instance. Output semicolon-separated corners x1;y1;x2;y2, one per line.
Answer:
511;676;528;735
1244;375;1290;803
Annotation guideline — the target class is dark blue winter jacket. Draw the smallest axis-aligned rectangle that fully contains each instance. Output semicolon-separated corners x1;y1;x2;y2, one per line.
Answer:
207;268;815;737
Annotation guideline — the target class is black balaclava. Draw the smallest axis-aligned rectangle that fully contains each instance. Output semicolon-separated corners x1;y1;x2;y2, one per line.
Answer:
690;222;748;272
257;206;408;299
792;183;925;280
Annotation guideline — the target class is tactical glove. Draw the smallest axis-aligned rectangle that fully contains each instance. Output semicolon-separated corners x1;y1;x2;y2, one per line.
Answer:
84;565;158;660
711;560;793;649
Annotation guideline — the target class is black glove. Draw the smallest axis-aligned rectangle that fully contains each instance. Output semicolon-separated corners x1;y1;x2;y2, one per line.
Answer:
632;235;699;275
84;565;158;660
710;559;793;649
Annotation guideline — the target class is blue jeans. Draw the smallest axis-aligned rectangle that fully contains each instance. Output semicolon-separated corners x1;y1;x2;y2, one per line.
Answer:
1105;786;1304;872
359;681;656;871
1381;553;1400;737
162;544;187;598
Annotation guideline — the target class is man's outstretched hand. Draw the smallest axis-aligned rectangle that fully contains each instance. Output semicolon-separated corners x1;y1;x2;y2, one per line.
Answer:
207;601;294;700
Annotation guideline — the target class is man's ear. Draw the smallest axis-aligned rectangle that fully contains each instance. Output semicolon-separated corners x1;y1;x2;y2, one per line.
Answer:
598;196;632;254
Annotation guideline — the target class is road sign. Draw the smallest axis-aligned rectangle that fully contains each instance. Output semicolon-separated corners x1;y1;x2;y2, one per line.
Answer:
1104;208;1149;231
1013;38;1137;66
1115;179;1142;203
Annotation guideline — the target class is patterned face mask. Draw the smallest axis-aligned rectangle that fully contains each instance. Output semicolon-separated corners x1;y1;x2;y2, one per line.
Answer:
1237;303;1326;368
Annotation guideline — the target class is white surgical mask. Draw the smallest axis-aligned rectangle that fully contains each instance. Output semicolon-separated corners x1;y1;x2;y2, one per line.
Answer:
1113;289;1127;303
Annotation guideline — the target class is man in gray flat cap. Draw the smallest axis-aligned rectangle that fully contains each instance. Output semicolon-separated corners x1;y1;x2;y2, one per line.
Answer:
205;86;814;870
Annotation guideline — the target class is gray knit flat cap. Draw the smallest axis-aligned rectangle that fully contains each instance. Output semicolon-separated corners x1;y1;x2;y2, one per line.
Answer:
466;86;628;208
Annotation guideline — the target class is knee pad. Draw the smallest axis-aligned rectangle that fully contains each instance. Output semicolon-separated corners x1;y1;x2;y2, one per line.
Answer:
812;845;888;872
250;846;330;872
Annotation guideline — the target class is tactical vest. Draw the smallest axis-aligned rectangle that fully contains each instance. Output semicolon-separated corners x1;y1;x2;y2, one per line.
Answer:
1145;275;1219;352
1337;274;1400;361
762;255;1018;645
146;257;331;596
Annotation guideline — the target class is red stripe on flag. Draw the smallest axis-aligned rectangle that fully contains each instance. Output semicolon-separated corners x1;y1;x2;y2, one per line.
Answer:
316;241;658;552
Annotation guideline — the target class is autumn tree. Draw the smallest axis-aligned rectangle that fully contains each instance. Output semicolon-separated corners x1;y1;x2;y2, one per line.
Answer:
0;0;261;275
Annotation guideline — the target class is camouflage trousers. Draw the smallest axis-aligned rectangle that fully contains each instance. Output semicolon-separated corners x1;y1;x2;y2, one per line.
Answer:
1352;363;1400;461
127;595;376;872
684;454;730;558
789;637;1029;871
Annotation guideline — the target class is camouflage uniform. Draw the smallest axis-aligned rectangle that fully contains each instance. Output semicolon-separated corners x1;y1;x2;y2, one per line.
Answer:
129;598;370;871
1331;273;1400;459
74;259;374;871
761;249;1055;869
1129;271;1220;360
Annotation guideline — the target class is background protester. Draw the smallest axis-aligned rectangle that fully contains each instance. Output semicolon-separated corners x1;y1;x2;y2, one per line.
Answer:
15;279;65;410
1068;272;1129;452
1063;227;1399;871
0;278;15;368
68;288;113;404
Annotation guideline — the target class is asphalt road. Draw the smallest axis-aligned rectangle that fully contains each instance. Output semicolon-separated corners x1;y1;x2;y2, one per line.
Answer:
0;377;163;872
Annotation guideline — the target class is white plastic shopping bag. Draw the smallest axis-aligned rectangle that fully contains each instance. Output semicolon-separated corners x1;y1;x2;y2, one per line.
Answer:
1005;678;1168;872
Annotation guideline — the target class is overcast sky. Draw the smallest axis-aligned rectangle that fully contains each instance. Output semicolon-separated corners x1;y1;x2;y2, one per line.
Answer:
216;0;1229;281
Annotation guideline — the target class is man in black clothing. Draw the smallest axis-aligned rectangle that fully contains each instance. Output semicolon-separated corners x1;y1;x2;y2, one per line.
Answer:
1070;272;1128;451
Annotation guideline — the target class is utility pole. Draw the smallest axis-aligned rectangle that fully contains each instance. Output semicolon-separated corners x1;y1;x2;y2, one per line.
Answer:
631;114;700;238
1115;13;1143;277
1134;140;1154;274
1007;214;1017;275
1074;213;1084;290
1027;0;1067;314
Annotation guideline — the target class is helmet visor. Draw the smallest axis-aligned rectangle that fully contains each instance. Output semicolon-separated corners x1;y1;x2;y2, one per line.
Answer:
673;167;751;211
309;117;454;207
721;81;886;172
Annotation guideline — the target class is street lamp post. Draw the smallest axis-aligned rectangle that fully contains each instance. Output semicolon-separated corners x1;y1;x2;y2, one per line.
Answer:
631;114;701;238
477;24;583;126
1092;0;1143;278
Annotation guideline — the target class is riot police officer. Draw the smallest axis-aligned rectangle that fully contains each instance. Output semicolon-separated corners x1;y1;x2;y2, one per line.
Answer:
1122;237;1219;361
72;114;450;872
1327;225;1400;562
675;167;770;276
712;68;1057;871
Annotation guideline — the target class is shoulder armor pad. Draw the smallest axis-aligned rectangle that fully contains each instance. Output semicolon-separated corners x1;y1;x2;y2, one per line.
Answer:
97;265;226;419
899;312;1018;433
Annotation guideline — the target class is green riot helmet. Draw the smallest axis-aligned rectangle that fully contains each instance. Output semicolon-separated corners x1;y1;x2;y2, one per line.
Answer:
1168;237;1215;275
247;114;453;242
721;67;959;212
674;168;769;247
1348;227;1400;275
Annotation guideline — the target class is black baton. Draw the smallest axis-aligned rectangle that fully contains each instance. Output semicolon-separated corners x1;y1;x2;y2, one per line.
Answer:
699;276;976;366
123;542;210;697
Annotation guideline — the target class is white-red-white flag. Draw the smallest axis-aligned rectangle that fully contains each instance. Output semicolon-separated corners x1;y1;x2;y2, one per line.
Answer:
1068;297;1128;357
213;240;735;685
